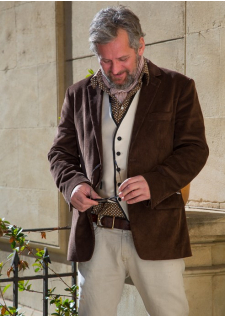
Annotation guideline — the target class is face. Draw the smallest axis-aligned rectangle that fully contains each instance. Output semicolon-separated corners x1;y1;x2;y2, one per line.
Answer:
97;29;145;89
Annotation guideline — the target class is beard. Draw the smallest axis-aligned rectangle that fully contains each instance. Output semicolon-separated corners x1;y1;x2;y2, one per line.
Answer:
101;54;140;90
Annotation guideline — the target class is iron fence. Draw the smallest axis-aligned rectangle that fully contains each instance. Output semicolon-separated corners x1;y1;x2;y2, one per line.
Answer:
0;226;77;316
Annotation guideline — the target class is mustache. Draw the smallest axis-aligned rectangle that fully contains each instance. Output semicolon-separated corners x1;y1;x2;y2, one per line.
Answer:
108;70;128;76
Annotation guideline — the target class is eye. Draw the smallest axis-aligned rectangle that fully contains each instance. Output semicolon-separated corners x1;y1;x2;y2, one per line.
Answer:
102;59;111;64
119;56;129;62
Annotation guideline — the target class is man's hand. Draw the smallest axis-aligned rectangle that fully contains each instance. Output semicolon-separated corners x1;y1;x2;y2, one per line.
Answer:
70;183;101;212
118;176;151;204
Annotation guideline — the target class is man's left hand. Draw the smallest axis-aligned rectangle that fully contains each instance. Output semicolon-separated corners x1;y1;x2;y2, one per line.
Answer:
118;175;151;204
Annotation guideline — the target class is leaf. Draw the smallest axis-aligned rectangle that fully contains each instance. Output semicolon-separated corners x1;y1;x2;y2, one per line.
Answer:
7;253;14;259
24;261;29;268
7;267;13;278
1;306;6;315
41;232;46;239
85;69;95;78
88;69;94;74
11;242;16;249
2;284;11;294
9;237;14;243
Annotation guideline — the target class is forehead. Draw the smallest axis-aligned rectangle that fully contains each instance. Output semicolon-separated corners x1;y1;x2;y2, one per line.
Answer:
97;29;135;59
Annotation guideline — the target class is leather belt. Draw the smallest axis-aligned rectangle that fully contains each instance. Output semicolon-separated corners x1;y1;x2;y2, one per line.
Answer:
91;213;130;231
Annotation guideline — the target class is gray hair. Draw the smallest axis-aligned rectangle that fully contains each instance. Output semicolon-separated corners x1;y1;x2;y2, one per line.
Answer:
89;6;145;55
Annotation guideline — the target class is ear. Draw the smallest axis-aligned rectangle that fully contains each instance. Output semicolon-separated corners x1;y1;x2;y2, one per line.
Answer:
138;37;145;56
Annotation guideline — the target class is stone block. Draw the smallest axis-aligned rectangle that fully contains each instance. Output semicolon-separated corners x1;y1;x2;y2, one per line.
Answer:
184;275;212;315
119;1;185;45
189;118;225;204
0;129;19;187
220;30;225;117
15;2;56;68
0;67;39;129
187;2;225;33
212;244;225;266
0;2;15;11
69;55;99;85
145;38;184;73
187;211;225;238
184;245;212;268
0;187;39;229
0;7;17;71
212;275;225;315
186;28;225;118
69;1;118;60
37;62;57;128
0;187;58;246
19;127;57;190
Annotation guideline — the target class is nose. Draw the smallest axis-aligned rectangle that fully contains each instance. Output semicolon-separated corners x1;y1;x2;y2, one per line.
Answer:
110;60;122;75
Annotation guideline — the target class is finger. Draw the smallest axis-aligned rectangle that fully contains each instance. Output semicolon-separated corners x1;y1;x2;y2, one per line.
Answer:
127;194;147;204
122;189;142;202
71;196;98;211
119;181;142;198
119;176;143;192
90;189;102;200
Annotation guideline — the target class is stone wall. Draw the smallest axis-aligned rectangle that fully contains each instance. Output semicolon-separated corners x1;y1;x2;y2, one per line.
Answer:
0;1;225;316
0;1;60;247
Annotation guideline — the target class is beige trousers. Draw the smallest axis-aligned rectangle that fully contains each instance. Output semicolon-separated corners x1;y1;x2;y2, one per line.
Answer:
78;223;189;316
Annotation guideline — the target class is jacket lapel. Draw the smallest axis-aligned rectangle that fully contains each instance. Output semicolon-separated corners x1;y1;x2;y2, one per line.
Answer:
129;61;161;152
87;84;103;164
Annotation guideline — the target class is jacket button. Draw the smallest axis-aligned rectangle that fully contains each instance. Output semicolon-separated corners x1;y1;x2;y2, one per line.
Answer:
116;152;121;156
118;198;122;201
117;136;122;141
118;183;121;187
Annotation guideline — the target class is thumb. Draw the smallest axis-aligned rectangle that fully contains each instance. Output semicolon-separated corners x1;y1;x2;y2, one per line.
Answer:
90;189;102;199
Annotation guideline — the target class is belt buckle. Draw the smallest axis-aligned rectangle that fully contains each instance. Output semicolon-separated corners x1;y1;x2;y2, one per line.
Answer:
97;215;115;229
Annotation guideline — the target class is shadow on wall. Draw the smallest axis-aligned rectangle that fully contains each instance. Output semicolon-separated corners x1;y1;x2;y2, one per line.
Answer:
64;2;73;87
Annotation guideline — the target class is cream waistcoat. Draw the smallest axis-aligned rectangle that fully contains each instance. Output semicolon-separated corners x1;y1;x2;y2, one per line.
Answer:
97;90;141;220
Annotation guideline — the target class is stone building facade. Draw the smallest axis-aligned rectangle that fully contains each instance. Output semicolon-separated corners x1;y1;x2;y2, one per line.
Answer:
0;1;225;315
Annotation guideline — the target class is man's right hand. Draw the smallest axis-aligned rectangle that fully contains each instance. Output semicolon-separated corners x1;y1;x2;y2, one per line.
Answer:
70;183;101;212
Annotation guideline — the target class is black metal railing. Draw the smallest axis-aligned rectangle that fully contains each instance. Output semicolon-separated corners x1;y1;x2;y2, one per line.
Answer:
0;226;76;316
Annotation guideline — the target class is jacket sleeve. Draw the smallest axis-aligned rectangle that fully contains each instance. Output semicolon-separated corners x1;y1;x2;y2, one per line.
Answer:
48;88;90;206
142;78;209;209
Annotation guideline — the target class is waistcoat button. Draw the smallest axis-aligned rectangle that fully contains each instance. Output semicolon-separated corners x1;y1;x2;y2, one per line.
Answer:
117;136;122;141
116;152;121;156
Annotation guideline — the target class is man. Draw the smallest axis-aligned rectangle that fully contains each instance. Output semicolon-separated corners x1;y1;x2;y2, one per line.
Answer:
48;6;209;316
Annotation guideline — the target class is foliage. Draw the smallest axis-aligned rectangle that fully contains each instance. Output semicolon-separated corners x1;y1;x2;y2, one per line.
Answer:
47;286;78;316
0;218;78;316
85;69;95;78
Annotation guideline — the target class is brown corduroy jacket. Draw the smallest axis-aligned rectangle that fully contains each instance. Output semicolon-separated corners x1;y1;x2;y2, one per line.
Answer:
48;60;209;262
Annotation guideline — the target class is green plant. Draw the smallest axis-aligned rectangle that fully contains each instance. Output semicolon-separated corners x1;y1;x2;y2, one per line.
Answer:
85;69;94;78
0;218;78;316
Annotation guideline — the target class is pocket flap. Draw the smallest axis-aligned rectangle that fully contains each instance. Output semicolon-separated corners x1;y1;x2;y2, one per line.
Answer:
154;193;184;209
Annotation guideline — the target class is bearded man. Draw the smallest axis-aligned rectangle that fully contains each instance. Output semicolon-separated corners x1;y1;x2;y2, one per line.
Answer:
48;6;209;316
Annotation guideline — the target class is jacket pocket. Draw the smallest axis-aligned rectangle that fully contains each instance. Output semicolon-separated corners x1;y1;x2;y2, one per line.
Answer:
154;192;184;209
